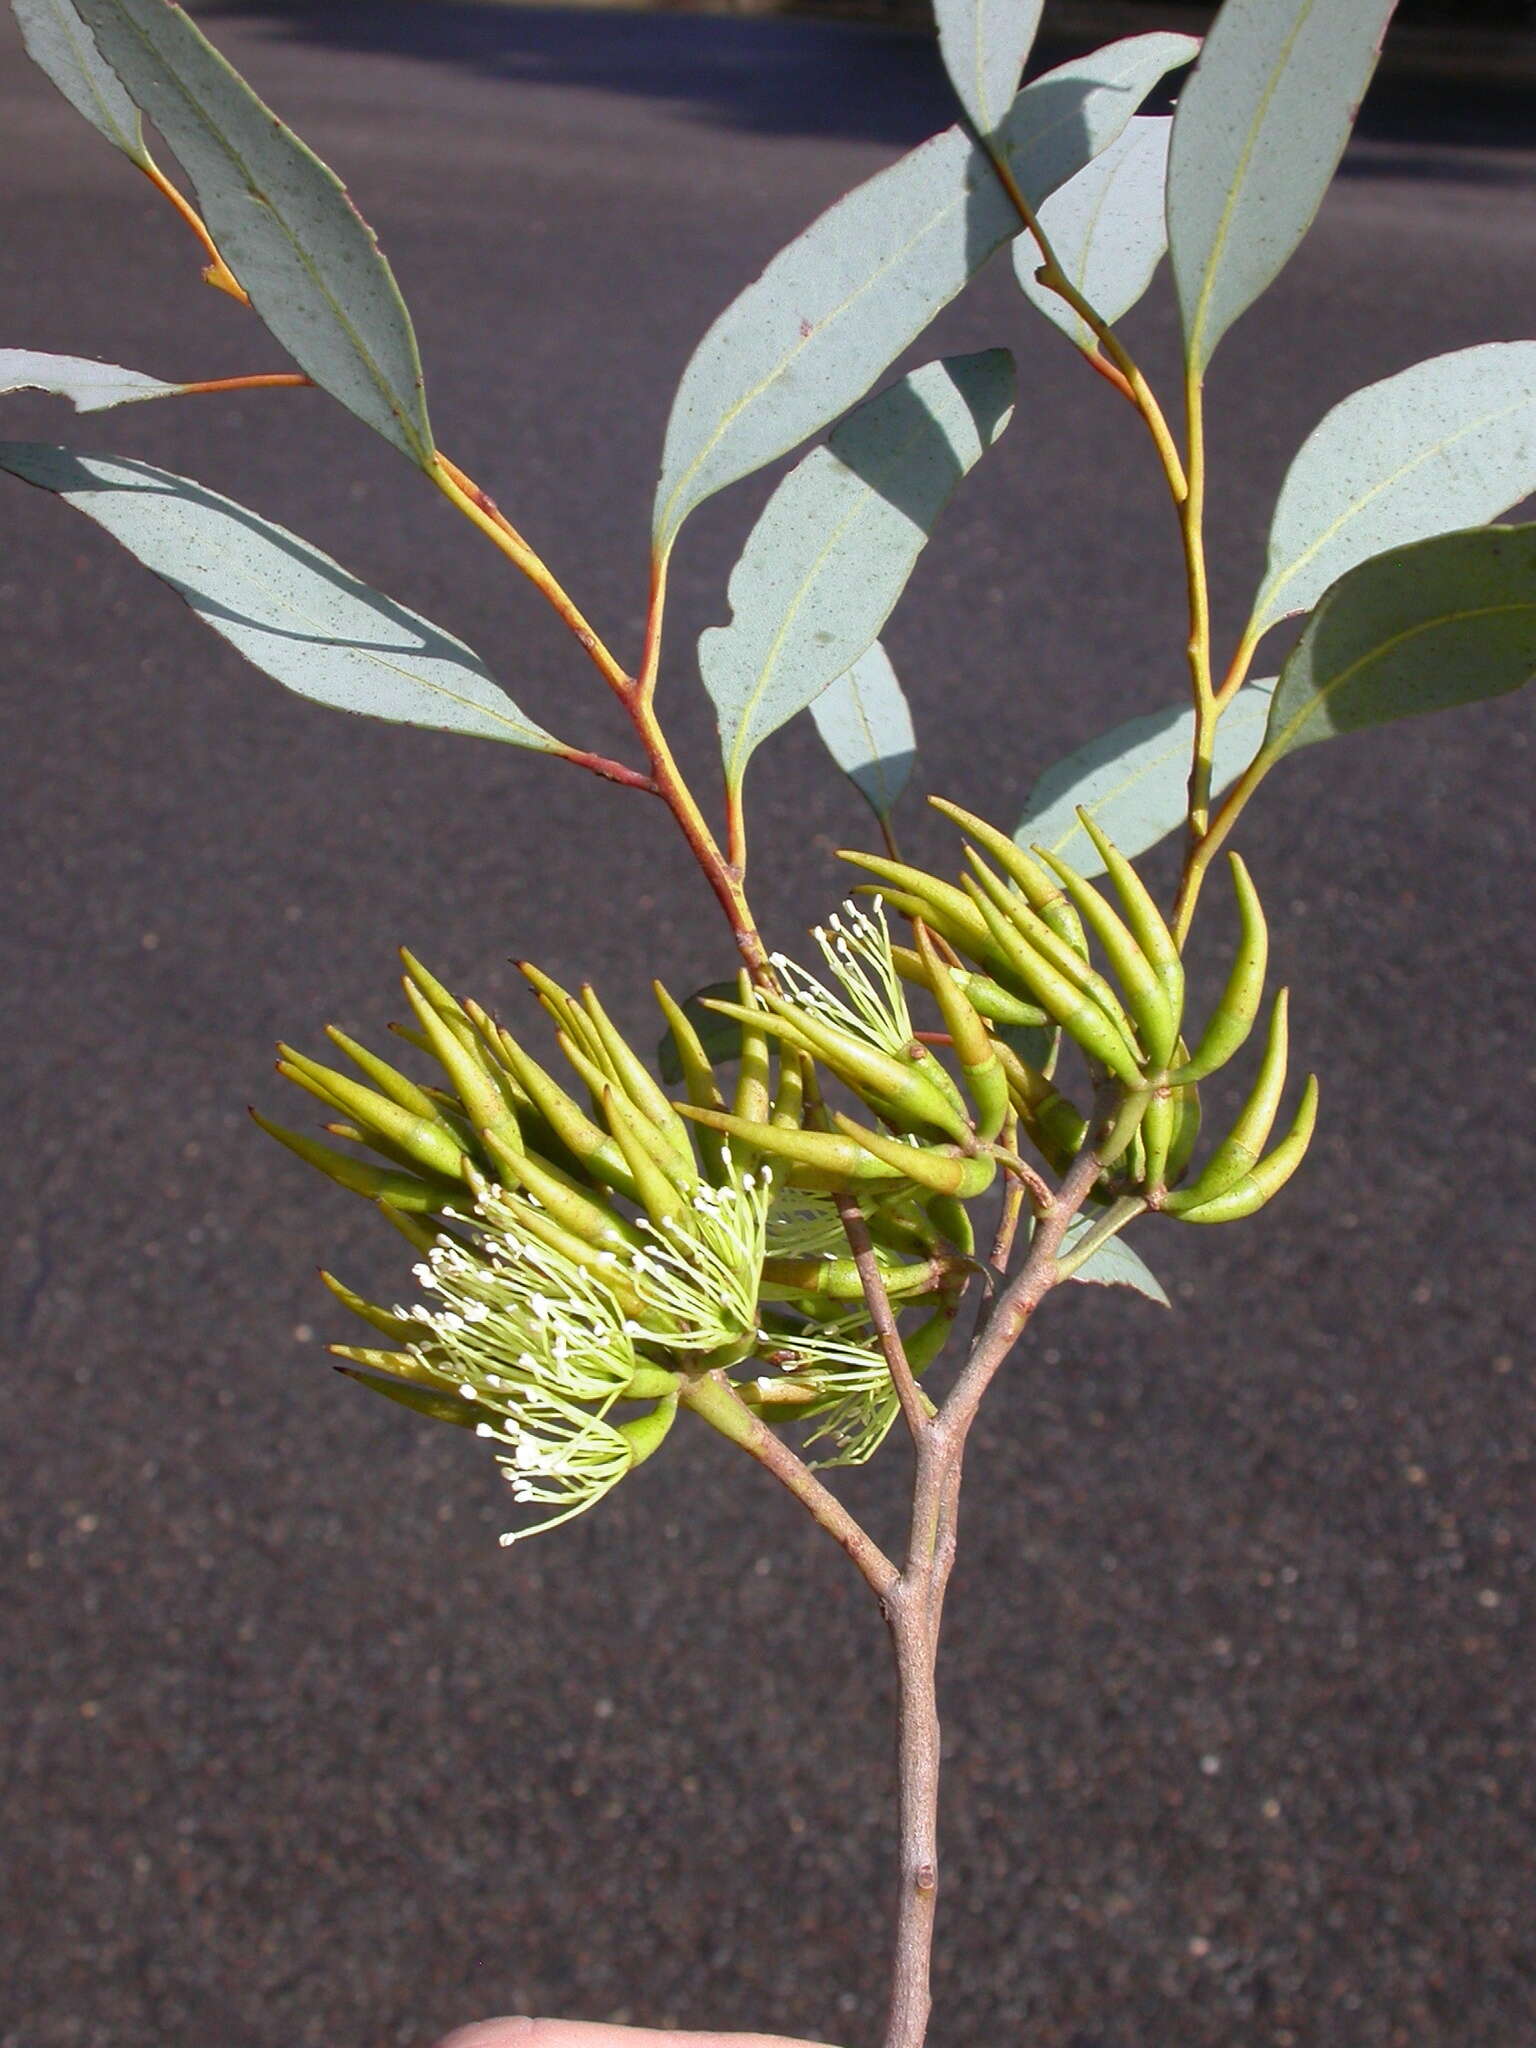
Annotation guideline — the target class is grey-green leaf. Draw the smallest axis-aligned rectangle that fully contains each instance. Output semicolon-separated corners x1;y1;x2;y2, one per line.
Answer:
1262;523;1536;762
0;443;564;751
73;0;433;464
1250;341;1536;639
653;33;1196;555
1016;680;1276;875
810;642;916;824
999;33;1195;218
1168;0;1395;373
934;0;1045;140
12;0;150;163
1014;117;1170;348
1057;1213;1169;1304
0;347;183;412
701;351;1014;792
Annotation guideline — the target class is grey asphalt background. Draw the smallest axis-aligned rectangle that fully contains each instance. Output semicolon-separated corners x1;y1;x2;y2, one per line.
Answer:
2;6;1535;2046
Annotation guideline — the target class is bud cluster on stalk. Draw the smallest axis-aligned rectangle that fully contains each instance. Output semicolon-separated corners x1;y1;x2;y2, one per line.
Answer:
830;798;1320;1225
256;947;978;1535
259;807;1318;1536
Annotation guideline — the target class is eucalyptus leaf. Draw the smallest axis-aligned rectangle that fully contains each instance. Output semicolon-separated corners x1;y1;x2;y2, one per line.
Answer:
1057;1212;1169;1304
1168;0;1395;373
999;1019;1059;1078
1000;33;1195;219
934;0;1045;141
1016;680;1276;875
810;643;916;825
73;0;433;464
1262;524;1536;762
701;352;1014;793
12;0;150;164
0;348;183;412
654;33;1196;554
1250;342;1536;639
0;443;564;751
656;982;745;1087
1014;117;1170;349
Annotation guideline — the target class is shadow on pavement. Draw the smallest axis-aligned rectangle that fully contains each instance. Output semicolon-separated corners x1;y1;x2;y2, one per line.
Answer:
195;0;1536;166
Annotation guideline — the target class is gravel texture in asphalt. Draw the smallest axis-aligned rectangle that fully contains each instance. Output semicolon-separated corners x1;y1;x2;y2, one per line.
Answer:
2;6;1534;2046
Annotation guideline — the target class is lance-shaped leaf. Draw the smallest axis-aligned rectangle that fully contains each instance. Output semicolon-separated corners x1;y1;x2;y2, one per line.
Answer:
1261;524;1536;764
1015;680;1276;876
0;443;564;750
995;33;1193;237
12;0;150;164
0;348;185;412
72;0;433;464
1168;0;1395;374
1057;1212;1169;1304
810;642;916;826
1014;117;1171;349
1249;342;1536;640
654;33;1196;555
700;352;1014;793
934;0;1045;141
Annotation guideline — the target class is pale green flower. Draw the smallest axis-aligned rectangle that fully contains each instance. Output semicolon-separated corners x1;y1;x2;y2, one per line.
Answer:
747;1322;906;1468
770;898;914;1059
627;1156;773;1354
404;1203;642;1540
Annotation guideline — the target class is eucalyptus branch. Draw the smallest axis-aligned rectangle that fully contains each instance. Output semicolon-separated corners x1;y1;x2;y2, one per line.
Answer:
680;1371;899;1603
986;149;1189;508
10;6;1514;2047
429;453;634;701
834;1189;927;1445
1181;369;1219;839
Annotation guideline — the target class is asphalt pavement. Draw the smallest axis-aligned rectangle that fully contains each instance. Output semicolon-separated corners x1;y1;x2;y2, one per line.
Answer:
2;6;1534;2046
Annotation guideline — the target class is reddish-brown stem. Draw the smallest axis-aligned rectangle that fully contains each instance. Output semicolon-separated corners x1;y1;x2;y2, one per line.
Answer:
1082;349;1138;404
430;453;633;703
177;372;314;396
882;1553;944;2048
620;558;770;977
876;1137;1106;2048
680;1372;899;1602
834;1190;925;1444
557;747;657;793
725;782;749;877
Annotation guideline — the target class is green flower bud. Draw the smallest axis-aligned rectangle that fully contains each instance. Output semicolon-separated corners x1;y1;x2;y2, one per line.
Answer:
927;796;1087;955
966;885;1145;1086
1171;853;1269;1084
912;919;1008;1141
251;1107;467;1213
1033;844;1180;1070
1164;990;1294;1214
831;1114;996;1198
1170;1075;1319;1224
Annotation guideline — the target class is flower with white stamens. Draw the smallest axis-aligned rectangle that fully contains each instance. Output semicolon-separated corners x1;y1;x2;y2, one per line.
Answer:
754;1321;918;1468
770;898;914;1059
628;1156;773;1353
400;1201;643;1539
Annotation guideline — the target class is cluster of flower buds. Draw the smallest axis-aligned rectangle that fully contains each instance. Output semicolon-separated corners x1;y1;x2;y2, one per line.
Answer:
256;950;975;1535
835;798;1319;1223
261;805;1319;1533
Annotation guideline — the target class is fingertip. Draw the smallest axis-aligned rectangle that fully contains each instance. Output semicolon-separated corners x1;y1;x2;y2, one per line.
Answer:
432;2022;538;2048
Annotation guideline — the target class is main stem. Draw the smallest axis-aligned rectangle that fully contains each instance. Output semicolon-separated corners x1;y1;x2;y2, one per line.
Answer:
883;1569;944;2048
877;1142;1106;2048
